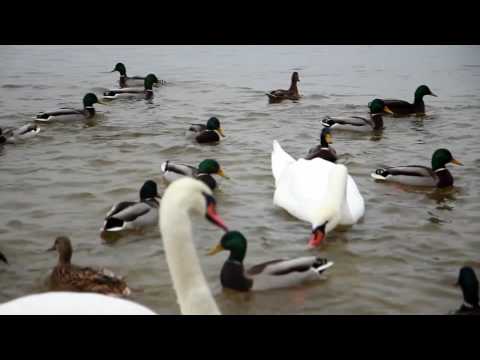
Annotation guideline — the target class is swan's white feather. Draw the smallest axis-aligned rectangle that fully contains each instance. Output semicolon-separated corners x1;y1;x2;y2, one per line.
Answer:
0;292;155;315
272;140;364;232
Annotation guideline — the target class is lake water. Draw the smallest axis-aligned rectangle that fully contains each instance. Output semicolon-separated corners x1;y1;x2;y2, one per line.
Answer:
1;45;479;314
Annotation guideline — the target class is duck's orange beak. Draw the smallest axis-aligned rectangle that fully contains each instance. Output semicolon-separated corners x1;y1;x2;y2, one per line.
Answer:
451;159;463;166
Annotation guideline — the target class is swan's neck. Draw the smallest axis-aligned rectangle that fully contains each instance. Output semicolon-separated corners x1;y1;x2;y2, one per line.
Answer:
315;165;347;229
161;206;220;315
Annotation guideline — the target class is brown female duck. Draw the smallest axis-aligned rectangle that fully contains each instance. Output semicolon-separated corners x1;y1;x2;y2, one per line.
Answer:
266;72;301;103
47;236;130;296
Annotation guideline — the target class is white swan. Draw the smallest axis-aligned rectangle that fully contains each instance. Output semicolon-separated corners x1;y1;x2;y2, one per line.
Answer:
272;140;365;247
0;178;227;315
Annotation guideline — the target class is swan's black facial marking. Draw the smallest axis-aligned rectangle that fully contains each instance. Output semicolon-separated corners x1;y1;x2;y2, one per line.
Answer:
309;222;328;248
202;192;228;231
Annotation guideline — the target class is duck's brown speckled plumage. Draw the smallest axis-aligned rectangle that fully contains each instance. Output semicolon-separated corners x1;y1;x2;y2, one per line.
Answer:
266;72;301;103
48;236;130;296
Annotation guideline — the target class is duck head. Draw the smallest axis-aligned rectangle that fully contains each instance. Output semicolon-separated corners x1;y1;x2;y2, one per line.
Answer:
208;230;247;262
198;159;228;178
431;149;463;171
144;74;158;90
83;93;107;107
206;117;225;137
139;180;160;201
457;266;479;308
320;127;333;147
112;62;127;76
369;98;394;116
47;236;73;265
415;85;437;99
292;71;300;83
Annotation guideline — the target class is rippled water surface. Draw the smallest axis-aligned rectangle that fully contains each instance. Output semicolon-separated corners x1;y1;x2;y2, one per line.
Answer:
1;45;479;314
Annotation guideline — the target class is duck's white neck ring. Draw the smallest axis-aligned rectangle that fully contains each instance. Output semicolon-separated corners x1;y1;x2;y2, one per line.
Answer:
434;168;446;173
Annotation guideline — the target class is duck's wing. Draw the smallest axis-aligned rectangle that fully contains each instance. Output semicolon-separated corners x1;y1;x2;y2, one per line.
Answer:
322;116;370;127
371;165;437;186
188;124;207;133
65;266;129;295
35;108;84;119
249;257;333;276
102;201;153;231
195;130;220;143
161;161;197;177
104;201;137;219
267;89;288;97
104;88;144;96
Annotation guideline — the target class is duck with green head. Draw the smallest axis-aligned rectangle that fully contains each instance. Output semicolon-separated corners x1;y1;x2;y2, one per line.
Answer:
35;93;106;123
103;74;158;101
101;180;161;233
111;62;166;88
47;236;130;296
455;266;480;315
371;148;463;188
161;159;228;191
266;72;301;103
369;85;437;116
187;117;226;143
208;230;334;292
305;127;337;162
322;99;393;132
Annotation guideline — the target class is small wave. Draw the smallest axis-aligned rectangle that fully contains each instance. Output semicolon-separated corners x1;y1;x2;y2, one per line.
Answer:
2;84;29;89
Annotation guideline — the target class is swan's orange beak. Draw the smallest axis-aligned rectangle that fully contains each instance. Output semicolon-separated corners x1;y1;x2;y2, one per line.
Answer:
206;203;228;232
308;225;326;248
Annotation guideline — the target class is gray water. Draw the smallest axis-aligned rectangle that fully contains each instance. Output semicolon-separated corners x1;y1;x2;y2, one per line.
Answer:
0;45;479;314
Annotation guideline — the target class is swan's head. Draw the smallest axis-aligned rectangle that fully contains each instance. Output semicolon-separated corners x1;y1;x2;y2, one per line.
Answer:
309;208;338;248
161;178;228;232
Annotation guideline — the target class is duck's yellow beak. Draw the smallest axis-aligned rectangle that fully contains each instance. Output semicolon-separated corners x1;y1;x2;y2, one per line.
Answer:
97;99;110;105
218;128;226;137
217;168;229;179
325;133;333;144
207;243;225;256
451;159;463;166
383;106;394;114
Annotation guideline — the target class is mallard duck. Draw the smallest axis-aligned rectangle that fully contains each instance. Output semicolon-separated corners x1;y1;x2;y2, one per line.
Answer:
455;266;480;315
103;74;157;101
266;72;301;103
272;140;365;247
47;236;130;296
160;159;228;190
369;85;437;116
111;62;166;88
371;149;462;188
0;124;40;144
322;99;393;132
208;231;333;292
304;127;337;162
187;117;225;143
34;93;106;122
101;180;160;232
0;250;7;264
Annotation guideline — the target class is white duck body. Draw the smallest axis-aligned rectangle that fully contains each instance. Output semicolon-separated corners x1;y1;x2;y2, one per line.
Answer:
271;140;364;234
102;87;147;100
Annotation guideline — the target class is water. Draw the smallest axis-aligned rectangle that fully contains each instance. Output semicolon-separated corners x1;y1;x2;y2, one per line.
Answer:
0;45;479;314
